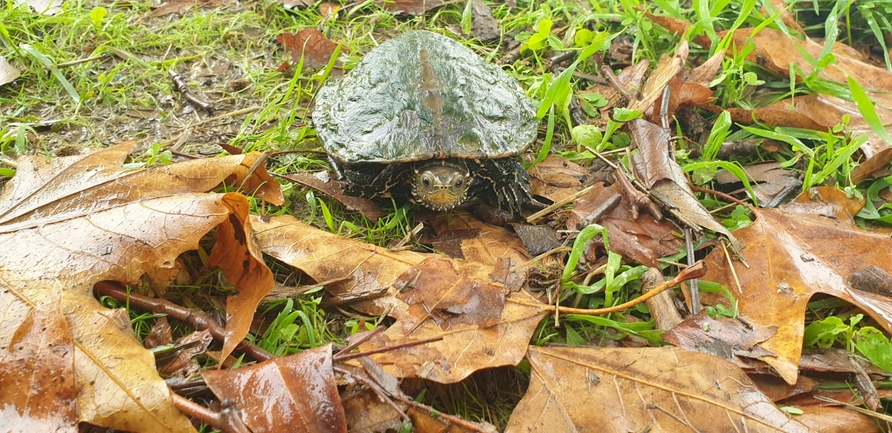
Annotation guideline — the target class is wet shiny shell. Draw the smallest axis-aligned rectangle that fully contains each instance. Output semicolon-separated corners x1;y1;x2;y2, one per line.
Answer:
314;30;537;164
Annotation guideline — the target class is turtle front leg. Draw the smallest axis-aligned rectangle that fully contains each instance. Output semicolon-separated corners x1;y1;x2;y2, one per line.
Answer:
474;159;532;215
338;162;410;201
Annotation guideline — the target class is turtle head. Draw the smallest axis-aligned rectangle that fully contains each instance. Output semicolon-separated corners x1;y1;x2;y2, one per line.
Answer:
412;162;472;211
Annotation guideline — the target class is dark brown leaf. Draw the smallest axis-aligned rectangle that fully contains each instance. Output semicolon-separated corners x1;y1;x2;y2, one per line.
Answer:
202;345;347;433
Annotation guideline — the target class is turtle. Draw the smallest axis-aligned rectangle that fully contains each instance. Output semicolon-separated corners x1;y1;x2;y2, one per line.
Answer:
313;30;538;214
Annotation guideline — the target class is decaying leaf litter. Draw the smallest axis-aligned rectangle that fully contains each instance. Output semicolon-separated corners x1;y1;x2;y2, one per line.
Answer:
2;0;892;431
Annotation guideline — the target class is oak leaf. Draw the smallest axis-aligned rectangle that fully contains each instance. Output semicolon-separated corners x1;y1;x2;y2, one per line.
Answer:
701;187;892;384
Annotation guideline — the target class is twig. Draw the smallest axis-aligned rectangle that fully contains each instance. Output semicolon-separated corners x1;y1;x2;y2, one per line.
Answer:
333;365;410;423
93;282;275;362
509;261;707;315
170;69;214;112
389;392;494;432
172;393;251;433
333;335;444;363
56;54;107;68
526;184;595;224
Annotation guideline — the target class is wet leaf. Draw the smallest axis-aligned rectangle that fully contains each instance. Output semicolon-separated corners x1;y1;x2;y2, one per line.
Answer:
566;183;682;267
394;256;507;329
504;346;810;433
364;290;547;383
628;118;743;253
286;171;385;220
0;291;76;432
664;310;778;366
701;187;892;384
202;345;347;433
527;154;587;204
253;213;545;383
278;29;340;71
253;214;425;315
0;142;281;431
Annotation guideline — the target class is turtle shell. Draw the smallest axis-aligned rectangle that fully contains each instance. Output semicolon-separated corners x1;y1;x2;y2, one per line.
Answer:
314;30;537;165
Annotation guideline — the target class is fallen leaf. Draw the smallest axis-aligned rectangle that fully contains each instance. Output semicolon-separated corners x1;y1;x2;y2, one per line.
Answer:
277;29;340;71
504;346;811;432
286;171;385;220
14;0;61;15
717;94;892;160
375;0;447;16
701;187;892;384
365;290;547;383
252;214;545;383
252;214;425;315
395;256;507;329
628;118;743;253
527;154;586;204
567;182;682;267
793;405;883;433
0;291;76;432
0;55;20;87
202;345;347;433
714;162;802;207
0;142;281;431
627;40;687;116
664;310;778;366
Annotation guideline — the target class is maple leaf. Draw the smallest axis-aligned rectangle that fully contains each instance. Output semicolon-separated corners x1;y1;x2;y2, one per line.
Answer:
0;142;281;431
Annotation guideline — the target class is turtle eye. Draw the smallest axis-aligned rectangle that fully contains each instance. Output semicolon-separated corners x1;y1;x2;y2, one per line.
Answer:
421;175;432;188
454;177;463;188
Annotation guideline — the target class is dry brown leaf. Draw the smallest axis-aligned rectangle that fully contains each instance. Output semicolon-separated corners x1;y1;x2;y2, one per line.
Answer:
365;290;547;383
663;48;723;120
628;118;743;252
627;40;687;116
395;256;507;329
794;405;883;433
504;346;811;433
286;171;385;220
701;187;892;384
566;182;682;267
663;310;778;366
527;154;586;204
252;214;426;315
426;212;529;267
749;374;819;403
720;94;892;159
725;28;892;92
202;345;347;433
252;213;544;383
277;29;340;71
0;142;281;431
0;55;20;87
